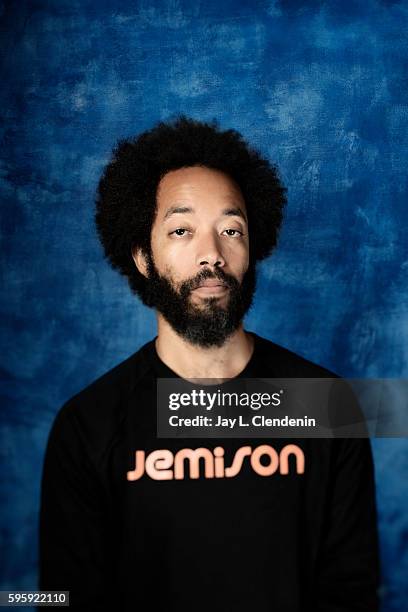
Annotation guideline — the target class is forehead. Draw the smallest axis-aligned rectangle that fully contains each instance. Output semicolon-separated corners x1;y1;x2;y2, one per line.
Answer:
156;166;246;214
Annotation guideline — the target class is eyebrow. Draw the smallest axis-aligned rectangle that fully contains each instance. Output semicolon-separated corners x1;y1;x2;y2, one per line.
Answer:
163;205;247;222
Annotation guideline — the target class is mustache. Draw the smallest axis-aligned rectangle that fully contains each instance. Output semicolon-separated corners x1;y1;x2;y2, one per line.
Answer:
180;268;238;295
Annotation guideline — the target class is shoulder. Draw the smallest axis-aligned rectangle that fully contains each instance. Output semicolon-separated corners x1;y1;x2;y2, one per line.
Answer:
251;332;338;378
251;333;371;435
48;339;155;455
65;339;154;409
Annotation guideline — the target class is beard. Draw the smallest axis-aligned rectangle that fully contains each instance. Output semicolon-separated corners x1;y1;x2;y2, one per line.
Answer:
140;251;257;348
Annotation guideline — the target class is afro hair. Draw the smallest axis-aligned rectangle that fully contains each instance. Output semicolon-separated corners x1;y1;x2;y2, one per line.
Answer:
95;115;287;297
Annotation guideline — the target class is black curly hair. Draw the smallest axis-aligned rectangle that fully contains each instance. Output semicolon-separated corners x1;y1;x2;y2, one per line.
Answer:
95;115;287;298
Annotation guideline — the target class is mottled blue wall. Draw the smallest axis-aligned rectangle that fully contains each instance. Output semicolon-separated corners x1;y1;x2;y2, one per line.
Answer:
1;0;407;609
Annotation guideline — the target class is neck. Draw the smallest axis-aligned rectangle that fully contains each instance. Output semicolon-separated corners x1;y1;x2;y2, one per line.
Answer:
155;313;255;380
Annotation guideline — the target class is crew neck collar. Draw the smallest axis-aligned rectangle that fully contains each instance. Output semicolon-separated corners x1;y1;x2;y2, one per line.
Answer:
145;331;261;382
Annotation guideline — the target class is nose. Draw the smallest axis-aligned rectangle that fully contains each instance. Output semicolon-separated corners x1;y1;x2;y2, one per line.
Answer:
195;231;226;268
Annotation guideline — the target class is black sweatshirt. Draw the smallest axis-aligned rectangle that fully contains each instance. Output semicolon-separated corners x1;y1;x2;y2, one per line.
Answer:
38;331;380;611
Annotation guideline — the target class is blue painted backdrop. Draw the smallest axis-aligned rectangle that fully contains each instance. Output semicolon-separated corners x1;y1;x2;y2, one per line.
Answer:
1;0;407;609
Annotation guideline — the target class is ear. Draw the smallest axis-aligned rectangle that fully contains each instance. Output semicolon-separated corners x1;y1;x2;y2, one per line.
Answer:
131;246;149;278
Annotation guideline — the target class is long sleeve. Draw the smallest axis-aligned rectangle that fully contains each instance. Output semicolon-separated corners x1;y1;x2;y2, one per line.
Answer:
38;405;114;610
313;438;381;611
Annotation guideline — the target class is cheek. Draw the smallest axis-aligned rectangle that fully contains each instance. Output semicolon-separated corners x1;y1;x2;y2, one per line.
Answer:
150;233;171;273
151;236;192;278
152;250;190;287
229;242;249;272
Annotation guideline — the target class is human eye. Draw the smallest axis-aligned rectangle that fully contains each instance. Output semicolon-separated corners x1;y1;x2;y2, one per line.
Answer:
222;228;244;237
169;227;190;237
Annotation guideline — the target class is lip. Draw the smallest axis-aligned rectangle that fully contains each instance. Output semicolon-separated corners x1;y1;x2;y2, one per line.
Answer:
196;280;227;288
193;281;229;296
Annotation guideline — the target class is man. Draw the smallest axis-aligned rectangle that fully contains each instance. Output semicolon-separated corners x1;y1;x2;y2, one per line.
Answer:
39;116;380;610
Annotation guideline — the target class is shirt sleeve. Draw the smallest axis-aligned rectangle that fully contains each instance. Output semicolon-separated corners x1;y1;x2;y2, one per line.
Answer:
38;404;115;610
313;437;381;611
